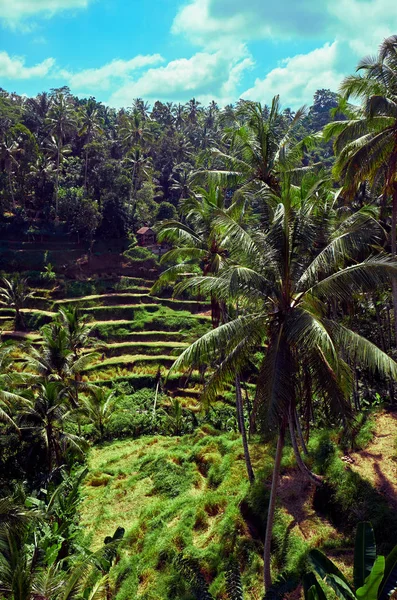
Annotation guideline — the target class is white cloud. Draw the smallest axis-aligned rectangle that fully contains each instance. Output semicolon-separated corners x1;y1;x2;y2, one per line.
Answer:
108;46;253;107
173;0;397;49
62;55;165;91
0;51;55;79
242;42;345;108
172;0;397;107
172;0;330;46
0;0;91;25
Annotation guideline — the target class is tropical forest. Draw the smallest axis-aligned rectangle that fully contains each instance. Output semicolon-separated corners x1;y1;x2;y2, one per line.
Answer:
3;29;397;600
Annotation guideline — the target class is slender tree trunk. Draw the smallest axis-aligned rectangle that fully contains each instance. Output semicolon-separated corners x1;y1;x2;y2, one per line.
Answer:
387;304;392;350
55;139;61;217
373;295;386;352
264;425;285;591
294;408;308;456
8;169;15;210
84;146;89;192
46;424;53;472
235;375;255;483
288;410;322;485
391;184;397;346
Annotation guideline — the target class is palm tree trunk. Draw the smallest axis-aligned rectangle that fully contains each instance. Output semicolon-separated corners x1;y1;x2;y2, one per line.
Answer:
8;169;15;210
235;375;255;483
84;146;89;192
55;139;61;217
294;408;308;456
391;184;397;346
288;410;322;485
264;424;285;591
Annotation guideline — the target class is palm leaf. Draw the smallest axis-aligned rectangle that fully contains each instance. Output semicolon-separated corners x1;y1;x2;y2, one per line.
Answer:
354;522;377;590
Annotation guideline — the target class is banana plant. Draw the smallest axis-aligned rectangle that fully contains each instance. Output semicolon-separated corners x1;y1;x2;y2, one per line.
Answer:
304;522;397;600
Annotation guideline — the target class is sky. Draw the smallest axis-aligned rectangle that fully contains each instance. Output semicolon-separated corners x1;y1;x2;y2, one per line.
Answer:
0;0;397;110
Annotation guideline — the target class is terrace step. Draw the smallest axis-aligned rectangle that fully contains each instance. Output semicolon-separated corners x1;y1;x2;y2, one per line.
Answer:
53;293;158;307
102;331;187;342
0;330;41;343
0;308;15;317
173;388;202;399
83;304;159;321
91;341;188;358
83;354;176;373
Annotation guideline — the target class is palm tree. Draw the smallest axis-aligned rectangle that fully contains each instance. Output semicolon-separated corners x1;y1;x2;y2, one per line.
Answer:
18;381;85;472
56;306;94;359
203;96;312;203
78;387;115;440
152;183;232;327
0;135;21;209
170;162;195;201
119;110;153;151
0;276;33;331
0;341;31;431
29;154;55;211
46;93;77;216
123;148;152;200
170;174;397;590
186;98;201;125
24;92;51;135
0;491;123;600
172;103;186;130
131;98;150;120
25;322;96;406
79;98;104;191
324;35;397;344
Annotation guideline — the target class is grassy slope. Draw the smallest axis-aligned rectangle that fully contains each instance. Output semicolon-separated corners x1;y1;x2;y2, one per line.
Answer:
80;430;265;599
79;430;344;600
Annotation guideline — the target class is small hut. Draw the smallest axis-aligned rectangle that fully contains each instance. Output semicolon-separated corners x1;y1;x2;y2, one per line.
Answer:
136;227;156;246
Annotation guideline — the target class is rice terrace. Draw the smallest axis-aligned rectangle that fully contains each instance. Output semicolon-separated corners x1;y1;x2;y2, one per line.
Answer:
3;7;397;599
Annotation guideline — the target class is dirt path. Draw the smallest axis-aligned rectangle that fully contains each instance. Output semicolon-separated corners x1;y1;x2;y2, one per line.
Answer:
350;411;397;508
278;412;397;543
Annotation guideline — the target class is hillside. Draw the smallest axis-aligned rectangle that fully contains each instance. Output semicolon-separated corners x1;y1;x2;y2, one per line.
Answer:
77;412;397;600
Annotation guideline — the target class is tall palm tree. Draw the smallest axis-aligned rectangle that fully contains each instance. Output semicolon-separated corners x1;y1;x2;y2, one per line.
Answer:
170;174;397;590
119;110;153;152
186;98;201;125
79;98;104;191
324;35;397;344
123;148;152;200
173;103;186;130
0;136;20;209
24;91;51;135
0;276;33;331
152;183;233;327
46;93;77;216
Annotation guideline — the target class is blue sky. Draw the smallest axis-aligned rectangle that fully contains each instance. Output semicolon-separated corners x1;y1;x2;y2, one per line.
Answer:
1;0;397;109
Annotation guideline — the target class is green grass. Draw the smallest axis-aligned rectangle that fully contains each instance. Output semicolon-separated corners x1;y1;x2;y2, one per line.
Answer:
80;431;269;600
84;305;159;321
53;293;158;308
83;354;177;372
98;331;188;343
92;341;188;358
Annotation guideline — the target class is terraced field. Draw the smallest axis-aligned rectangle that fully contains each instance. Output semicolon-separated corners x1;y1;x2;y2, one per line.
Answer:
1;275;211;402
